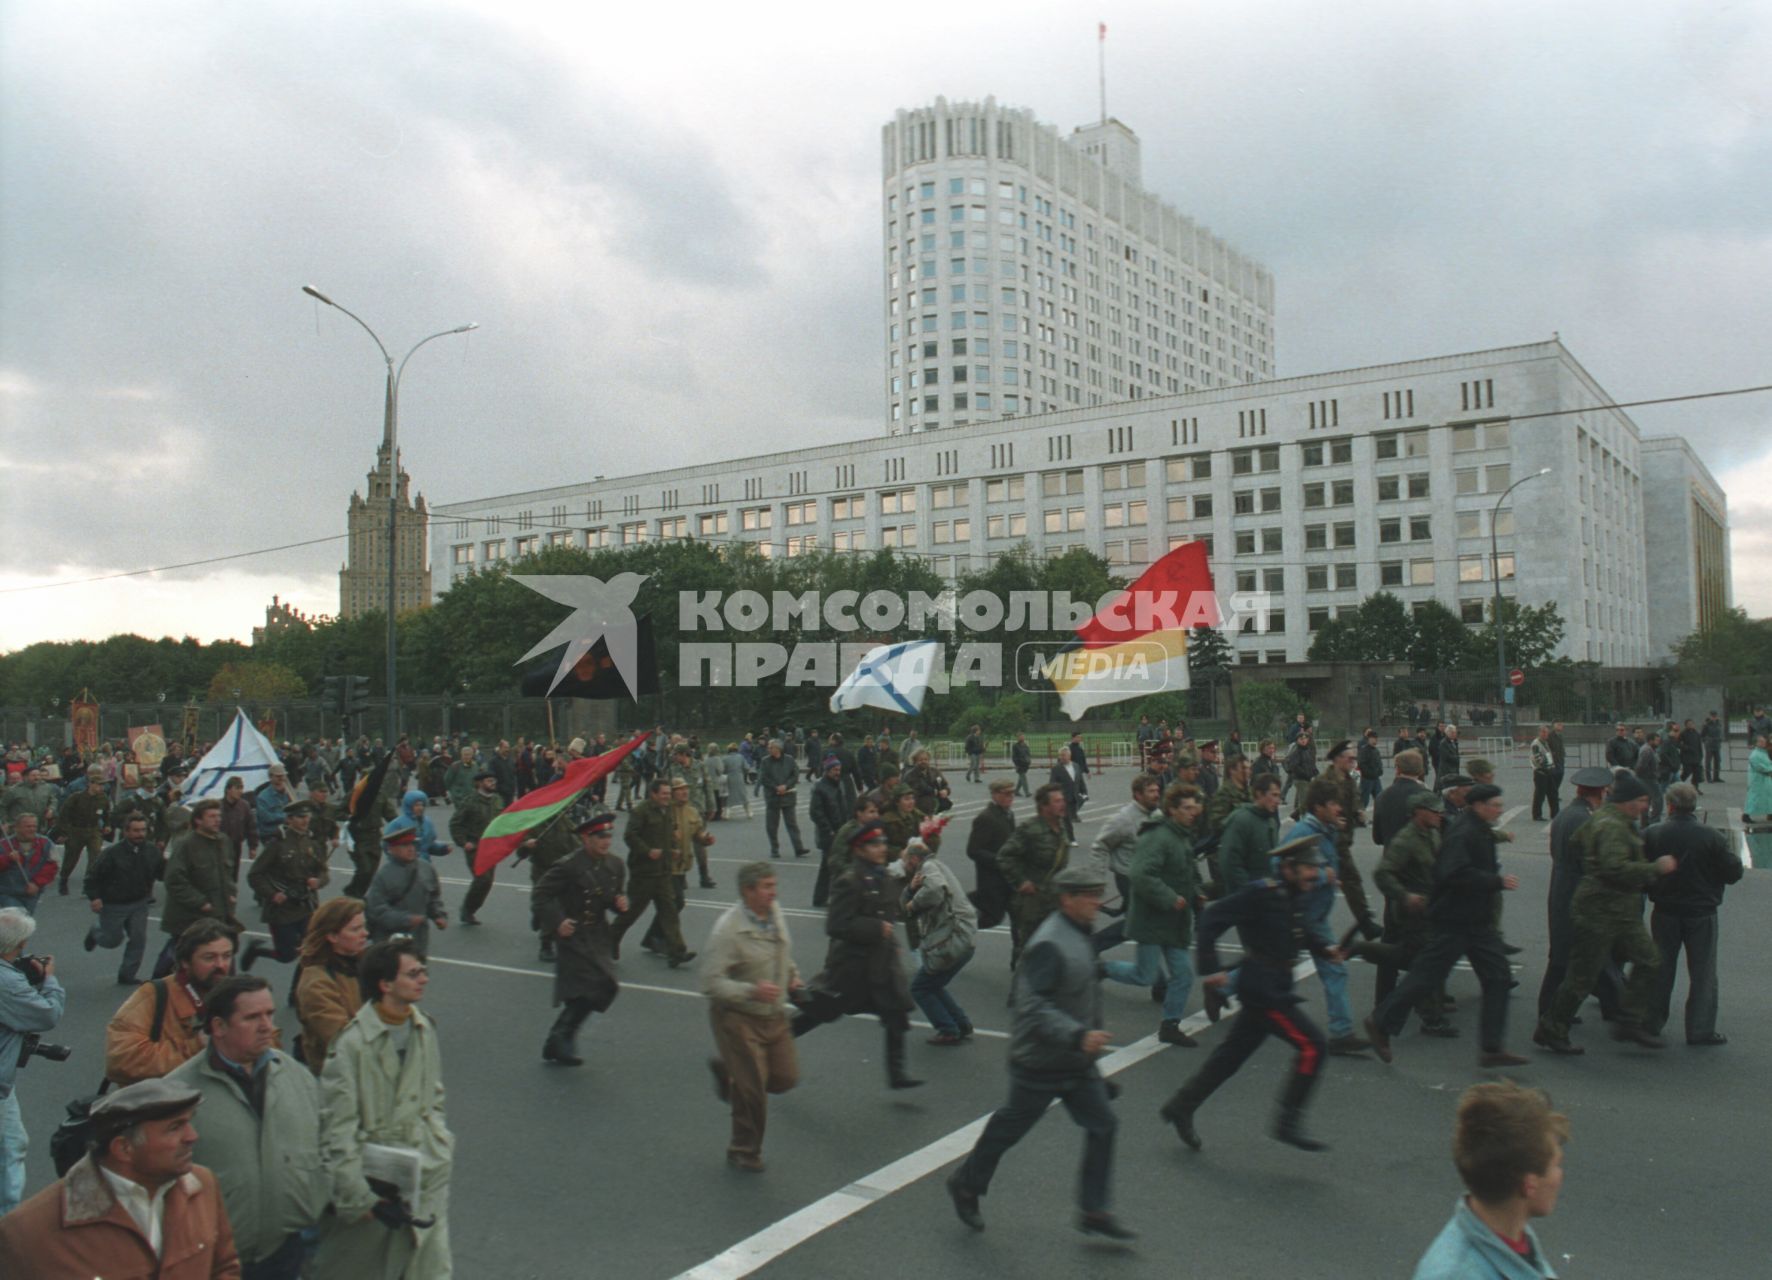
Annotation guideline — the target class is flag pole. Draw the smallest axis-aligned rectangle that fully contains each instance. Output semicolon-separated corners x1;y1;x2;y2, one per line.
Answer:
546;698;558;746
1098;20;1107;126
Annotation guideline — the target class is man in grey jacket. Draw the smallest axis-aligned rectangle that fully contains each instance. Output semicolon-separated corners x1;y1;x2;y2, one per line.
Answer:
170;975;325;1279
364;819;448;953
947;864;1134;1242
1087;773;1161;955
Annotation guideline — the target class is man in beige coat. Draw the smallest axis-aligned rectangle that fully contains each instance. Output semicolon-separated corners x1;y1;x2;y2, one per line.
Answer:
701;861;803;1172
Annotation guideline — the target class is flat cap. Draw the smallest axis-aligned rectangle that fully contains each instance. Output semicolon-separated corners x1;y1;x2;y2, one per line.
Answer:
1053;863;1107;892
473;768;497;782
90;1078;202;1143
669;775;689;789
1408;791;1448;814
1439;773;1474;790
1608;770;1649;803
1466;783;1503;804
1570;766;1613;789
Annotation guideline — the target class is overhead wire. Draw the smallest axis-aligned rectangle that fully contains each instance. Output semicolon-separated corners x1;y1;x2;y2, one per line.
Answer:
5;378;1765;595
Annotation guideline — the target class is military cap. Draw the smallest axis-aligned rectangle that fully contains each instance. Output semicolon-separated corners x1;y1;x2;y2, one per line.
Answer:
849;820;887;848
382;815;420;844
1271;833;1326;866
283;800;314;818
1326;740;1352;759
568;800;614;834
669;775;689;789
1439;773;1474;790
1053;863;1108;892
1198;739;1220;752
89;1078;202;1145
1608;770;1649;804
1408;791;1448;814
1570;766;1613;789
1466;783;1503;804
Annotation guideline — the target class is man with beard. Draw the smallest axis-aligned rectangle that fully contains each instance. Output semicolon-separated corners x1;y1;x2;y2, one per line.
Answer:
106;919;237;1086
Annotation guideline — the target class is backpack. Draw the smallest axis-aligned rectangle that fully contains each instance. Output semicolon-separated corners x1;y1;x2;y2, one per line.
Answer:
49;979;171;1175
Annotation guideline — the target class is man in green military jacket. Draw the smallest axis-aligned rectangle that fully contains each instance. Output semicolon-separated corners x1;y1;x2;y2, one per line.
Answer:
610;779;693;966
57;763;113;894
1535;772;1676;1054
1216;775;1283;895
243;800;330;976
1103;783;1204;1045
452;769;506;925
995;782;1071;968
1371;791;1454;1036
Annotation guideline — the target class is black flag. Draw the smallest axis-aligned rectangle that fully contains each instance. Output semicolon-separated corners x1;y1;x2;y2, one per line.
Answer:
520;615;659;699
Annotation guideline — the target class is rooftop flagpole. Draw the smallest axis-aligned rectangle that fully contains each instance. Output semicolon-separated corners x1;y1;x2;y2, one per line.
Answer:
1098;21;1107;126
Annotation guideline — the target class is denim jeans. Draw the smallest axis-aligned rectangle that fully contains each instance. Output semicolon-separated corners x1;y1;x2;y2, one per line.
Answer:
1314;955;1354;1038
1104;944;1194;1023
89;900;151;980
911;952;974;1035
0;1091;25;1217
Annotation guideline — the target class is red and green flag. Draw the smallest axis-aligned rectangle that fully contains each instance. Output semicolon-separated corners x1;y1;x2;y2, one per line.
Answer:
471;731;646;875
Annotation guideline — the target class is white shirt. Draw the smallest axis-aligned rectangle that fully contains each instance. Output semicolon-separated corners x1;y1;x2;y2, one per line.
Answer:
100;1165;175;1256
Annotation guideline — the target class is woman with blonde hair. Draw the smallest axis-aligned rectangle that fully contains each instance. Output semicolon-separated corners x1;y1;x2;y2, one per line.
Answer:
294;895;368;1072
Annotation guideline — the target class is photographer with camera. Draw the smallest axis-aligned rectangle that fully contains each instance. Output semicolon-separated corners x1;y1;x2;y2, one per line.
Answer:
0;905;69;1215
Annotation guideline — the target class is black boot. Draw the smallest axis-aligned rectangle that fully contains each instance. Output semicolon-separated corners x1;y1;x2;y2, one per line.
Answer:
543;1006;586;1066
539;936;556;963
885;1023;924;1090
1272;1072;1327;1151
239;940;267;973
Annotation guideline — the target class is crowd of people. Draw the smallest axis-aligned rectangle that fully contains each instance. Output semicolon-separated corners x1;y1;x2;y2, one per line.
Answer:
0;706;1760;1275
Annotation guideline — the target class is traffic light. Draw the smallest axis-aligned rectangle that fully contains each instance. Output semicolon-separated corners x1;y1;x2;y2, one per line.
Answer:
321;676;345;717
345;676;372;718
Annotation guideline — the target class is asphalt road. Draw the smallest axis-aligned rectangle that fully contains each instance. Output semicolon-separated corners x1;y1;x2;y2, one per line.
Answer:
13;757;1771;1278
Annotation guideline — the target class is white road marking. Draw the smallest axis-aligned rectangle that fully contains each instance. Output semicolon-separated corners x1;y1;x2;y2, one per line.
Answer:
174;918;1013;1039
674;960;1318;1280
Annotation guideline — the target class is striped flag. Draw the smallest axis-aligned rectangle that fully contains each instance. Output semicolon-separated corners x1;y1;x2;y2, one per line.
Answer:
1042;541;1218;719
471;731;646;875
829;639;944;716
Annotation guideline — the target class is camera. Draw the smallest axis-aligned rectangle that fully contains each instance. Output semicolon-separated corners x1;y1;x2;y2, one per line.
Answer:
10;954;49;987
17;1032;72;1069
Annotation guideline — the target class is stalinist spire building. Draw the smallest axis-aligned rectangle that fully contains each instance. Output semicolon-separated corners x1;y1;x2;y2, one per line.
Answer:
339;431;431;620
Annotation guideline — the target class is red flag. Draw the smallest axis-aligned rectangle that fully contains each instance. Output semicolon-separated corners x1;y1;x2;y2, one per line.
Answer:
1074;540;1218;649
471;732;646;876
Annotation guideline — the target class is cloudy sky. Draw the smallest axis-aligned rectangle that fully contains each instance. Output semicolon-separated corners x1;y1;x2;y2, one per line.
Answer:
3;0;1768;649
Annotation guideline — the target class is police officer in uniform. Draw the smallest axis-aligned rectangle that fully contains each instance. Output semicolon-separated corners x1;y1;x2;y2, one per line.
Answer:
534;806;628;1066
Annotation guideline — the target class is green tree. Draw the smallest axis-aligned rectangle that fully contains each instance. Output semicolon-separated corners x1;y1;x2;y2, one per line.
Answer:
1408;600;1472;673
1235;680;1313;739
1471;599;1565;672
1671;608;1772;709
1306;592;1413;663
206;661;307;704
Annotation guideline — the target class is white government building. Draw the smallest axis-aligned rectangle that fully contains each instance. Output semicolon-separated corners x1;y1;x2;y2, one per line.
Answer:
430;102;1729;667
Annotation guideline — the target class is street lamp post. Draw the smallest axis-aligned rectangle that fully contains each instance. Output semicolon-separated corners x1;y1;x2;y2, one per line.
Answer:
1490;466;1552;742
302;286;476;746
